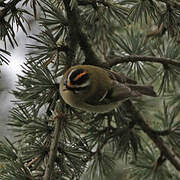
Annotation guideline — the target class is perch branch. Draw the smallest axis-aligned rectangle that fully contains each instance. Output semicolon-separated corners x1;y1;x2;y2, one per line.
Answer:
108;55;180;68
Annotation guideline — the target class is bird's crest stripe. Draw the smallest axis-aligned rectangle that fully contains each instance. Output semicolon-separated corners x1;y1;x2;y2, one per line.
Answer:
73;71;87;81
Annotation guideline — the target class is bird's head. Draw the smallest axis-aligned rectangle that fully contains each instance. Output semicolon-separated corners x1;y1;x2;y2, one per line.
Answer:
63;68;90;92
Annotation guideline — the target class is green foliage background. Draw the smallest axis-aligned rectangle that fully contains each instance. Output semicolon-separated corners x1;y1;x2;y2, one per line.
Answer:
0;0;180;179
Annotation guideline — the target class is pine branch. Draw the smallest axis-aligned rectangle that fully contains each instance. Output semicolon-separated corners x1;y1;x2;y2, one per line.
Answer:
78;0;110;7
43;110;64;180
108;55;180;68
62;0;79;68
123;100;180;171
150;129;171;136
63;0;107;67
77;0;98;8
0;0;21;19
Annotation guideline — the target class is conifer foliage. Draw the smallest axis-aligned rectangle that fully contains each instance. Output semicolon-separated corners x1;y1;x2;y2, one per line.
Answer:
0;0;180;179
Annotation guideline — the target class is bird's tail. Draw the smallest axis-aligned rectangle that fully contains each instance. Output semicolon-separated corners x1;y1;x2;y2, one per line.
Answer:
128;84;157;97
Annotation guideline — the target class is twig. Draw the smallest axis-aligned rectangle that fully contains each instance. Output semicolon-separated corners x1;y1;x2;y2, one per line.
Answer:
123;100;180;171
108;55;180;68
27;157;39;168
154;152;166;171
157;0;180;10
151;129;171;136
78;0;110;8
43;111;64;180
147;24;167;37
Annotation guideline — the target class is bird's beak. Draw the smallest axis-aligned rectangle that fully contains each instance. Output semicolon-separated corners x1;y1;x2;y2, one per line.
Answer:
63;80;70;91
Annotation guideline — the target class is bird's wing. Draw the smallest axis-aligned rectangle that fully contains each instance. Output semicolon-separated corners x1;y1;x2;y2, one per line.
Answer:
106;69;137;84
106;69;156;97
85;69;156;106
86;82;140;105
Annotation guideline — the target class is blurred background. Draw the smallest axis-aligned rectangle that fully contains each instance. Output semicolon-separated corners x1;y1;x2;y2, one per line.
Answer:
0;17;38;139
0;31;25;139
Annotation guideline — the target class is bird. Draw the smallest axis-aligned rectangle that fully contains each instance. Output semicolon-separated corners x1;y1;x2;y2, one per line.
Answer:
59;65;156;113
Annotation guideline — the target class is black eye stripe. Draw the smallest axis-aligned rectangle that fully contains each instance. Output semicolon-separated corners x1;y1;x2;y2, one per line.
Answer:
69;69;89;85
69;69;84;81
72;73;89;85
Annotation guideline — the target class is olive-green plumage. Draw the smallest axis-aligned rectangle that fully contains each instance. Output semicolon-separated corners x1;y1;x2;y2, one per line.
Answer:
60;65;156;113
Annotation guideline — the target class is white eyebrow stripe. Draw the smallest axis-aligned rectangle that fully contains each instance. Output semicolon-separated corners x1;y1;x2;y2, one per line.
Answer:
66;69;90;88
67;69;77;82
